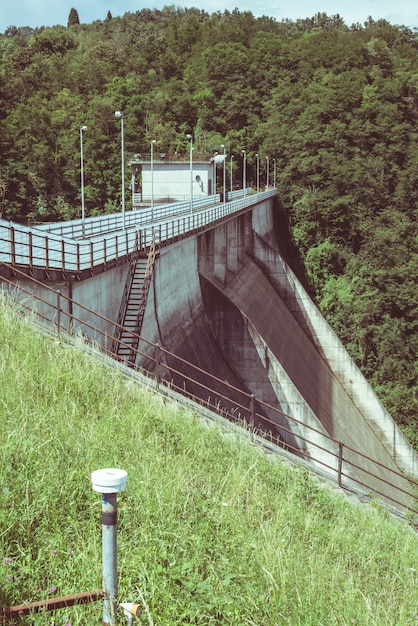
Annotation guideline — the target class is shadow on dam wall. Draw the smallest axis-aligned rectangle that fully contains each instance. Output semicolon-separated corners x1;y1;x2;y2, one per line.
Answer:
136;209;329;458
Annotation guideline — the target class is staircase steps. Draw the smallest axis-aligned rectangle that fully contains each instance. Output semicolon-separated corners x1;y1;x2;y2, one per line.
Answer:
112;235;157;364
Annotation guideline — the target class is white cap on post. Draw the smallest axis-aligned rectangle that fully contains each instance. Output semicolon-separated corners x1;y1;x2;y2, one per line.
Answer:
91;468;128;493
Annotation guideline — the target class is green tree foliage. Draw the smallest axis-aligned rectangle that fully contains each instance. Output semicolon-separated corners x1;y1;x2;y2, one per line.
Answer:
67;7;80;28
0;9;417;445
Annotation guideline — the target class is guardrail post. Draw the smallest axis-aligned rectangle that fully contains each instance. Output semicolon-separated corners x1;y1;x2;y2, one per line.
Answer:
90;241;94;274
56;290;61;335
250;394;255;423
29;232;33;273
45;237;49;274
10;226;16;268
338;441;344;487
155;343;161;390
61;239;65;276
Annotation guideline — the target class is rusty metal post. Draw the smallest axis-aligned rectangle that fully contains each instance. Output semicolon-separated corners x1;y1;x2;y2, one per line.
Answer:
250;394;255;423
56;290;61;335
155;343;161;390
338;442;344;488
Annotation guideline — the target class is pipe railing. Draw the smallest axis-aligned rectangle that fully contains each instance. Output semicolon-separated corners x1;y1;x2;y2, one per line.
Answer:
1;263;417;522
34;194;222;239
0;190;270;277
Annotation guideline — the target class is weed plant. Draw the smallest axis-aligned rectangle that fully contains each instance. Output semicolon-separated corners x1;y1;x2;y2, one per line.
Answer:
0;297;417;625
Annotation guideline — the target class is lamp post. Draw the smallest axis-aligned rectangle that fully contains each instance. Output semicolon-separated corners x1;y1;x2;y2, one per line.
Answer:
150;139;156;220
256;153;259;194
115;111;125;229
79;125;87;237
213;152;218;196
186;133;193;212
266;156;269;190
273;158;277;188
221;144;226;203
242;149;246;197
230;155;234;193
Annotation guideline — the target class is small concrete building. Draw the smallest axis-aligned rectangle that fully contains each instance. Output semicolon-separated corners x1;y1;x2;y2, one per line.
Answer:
130;154;218;205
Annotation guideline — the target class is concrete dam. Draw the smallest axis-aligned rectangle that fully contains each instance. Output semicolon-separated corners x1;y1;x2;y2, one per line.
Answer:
135;199;417;496
1;193;417;511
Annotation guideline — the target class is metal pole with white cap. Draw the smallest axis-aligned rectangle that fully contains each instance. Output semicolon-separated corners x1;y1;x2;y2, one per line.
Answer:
91;468;127;626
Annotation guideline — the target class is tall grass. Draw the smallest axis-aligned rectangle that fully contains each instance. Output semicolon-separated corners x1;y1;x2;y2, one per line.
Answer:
0;295;417;625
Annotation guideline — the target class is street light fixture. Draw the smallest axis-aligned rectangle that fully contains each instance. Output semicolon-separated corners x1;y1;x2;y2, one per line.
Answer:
150;139;156;220
242;149;246;197
79;125;87;237
186;133;193;213
221;144;226;203
115;111;125;229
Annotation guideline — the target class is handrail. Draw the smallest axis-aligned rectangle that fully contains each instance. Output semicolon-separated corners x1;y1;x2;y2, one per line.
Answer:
34;194;222;238
1;262;417;523
0;190;273;278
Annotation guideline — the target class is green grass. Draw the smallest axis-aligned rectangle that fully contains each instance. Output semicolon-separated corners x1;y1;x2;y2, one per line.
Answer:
1;295;418;625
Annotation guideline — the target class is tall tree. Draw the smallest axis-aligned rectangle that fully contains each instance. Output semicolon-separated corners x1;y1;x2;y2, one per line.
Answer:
67;8;80;28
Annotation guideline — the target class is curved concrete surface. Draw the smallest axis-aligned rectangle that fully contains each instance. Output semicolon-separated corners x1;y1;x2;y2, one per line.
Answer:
134;202;417;506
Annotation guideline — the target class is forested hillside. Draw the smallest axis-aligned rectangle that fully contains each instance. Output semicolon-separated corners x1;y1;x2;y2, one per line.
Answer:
0;8;417;447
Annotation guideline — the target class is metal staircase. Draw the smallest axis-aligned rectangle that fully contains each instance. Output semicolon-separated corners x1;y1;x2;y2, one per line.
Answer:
112;233;158;364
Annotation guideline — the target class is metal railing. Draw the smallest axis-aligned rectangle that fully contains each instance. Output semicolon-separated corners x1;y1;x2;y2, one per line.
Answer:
1;263;417;524
34;194;222;239
0;189;269;278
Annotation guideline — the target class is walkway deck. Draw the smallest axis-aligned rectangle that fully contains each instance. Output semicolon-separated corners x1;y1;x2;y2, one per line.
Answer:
0;189;274;280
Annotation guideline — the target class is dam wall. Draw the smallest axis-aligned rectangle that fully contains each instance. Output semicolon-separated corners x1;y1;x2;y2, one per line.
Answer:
4;196;417;504
133;201;417;496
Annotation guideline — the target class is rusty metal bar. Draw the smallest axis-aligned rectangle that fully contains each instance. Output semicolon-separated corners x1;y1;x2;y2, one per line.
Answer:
0;589;104;622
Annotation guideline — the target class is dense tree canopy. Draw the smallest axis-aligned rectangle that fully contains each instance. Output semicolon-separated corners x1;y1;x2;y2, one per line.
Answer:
0;8;417;446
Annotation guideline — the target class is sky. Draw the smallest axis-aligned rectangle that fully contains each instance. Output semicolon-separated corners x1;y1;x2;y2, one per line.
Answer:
1;1;418;33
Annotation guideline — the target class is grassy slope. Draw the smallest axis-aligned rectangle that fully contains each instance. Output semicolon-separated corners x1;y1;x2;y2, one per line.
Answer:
0;296;417;626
